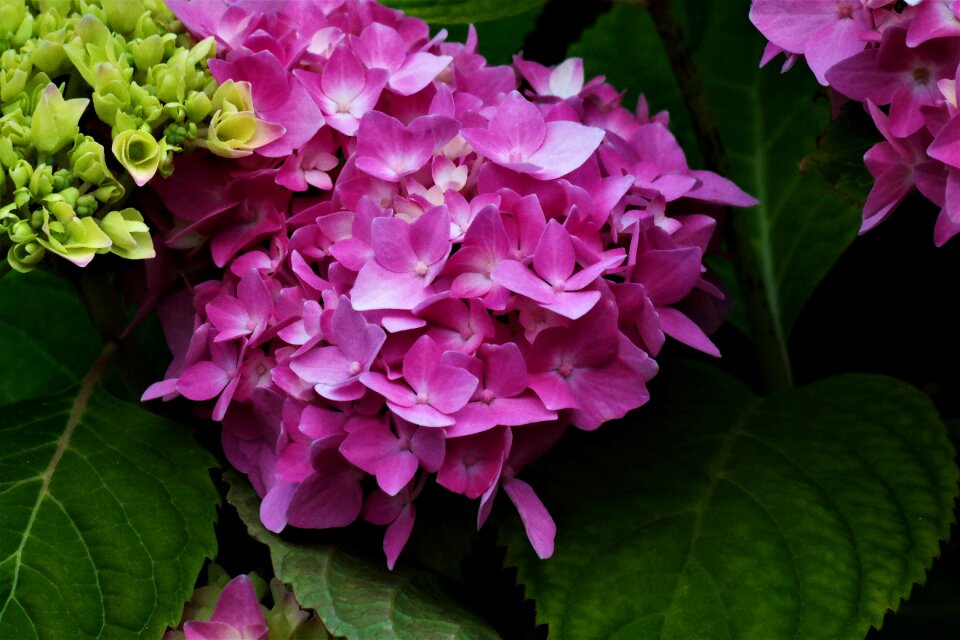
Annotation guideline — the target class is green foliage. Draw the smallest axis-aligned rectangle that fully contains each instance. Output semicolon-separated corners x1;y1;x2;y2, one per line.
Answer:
0;384;219;639
227;473;502;640
572;1;864;340
502;362;958;639
0;269;99;404
383;0;546;23
437;6;543;66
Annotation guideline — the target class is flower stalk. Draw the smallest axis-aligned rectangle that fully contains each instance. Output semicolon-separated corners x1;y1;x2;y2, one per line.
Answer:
644;0;794;392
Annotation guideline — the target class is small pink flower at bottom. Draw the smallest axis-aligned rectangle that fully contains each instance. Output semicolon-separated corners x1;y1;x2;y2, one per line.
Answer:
184;575;268;640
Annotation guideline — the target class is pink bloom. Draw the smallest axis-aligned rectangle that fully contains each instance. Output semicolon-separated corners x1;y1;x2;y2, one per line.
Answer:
184;575;268;640
340;416;444;495
826;27;960;136
360;334;478;427
350;206;452;310
355;111;458;182
295;44;389;136
461;91;605;180
492;220;624;319
290;297;386;400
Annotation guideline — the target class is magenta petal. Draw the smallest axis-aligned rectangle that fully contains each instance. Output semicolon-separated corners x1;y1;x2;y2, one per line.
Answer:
424;364;480;414
391;53;452;95
543;290;601;320
389;401;455;427
503;478;556;559
351;261;433;311
360;371;417;406
185;621;259;640
286;467;363;529
402;334;443;391
526;121;605;180
491;260;553;303
211;575;267;628
484;343;528;398
260;482;295;533
533;220;575;285
383;504;416;569
177;361;230;401
410;426;446;472
657;307;721;357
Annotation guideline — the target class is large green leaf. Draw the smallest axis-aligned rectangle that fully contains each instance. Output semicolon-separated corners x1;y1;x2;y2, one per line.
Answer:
0;270;99;404
0;382;219;639
572;1;863;339
383;0;545;23
226;473;501;640
502;363;958;639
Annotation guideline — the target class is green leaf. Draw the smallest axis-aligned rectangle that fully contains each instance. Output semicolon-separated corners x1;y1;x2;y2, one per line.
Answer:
0;382;219;639
226;473;501;640
382;0;545;23
571;1;864;338
437;6;543;66
0;270;100;404
502;363;958;639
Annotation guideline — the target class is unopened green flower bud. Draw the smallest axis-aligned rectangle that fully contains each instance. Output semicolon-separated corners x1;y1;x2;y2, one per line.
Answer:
93;181;122;202
31;36;67;75
75;193;97;216
31;83;89;154
38;213;112;267
163;121;188;146
75;13;110;48
34;8;61;37
70;136;113;184
134;12;161;39
0;0;26;35
130;82;163;123
57;185;79;207
9;159;31;189
151;62;186;103
10;7;31;47
102;0;143;33
112;127;165;186
0;67;28;102
14;186;30;208
187;37;216;66
0;135;19;168
212;80;256;113
131;34;165;70
204;108;284;159
9;219;35;243
8;241;46;272
92;78;131;124
29;208;43;229
100;207;154;259
29;164;54;197
51;168;73;191
113;110;139;134
184;90;211;122
39;0;72;17
46;199;76;225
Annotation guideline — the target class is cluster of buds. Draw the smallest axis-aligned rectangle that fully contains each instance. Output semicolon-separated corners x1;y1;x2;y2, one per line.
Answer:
751;0;960;245
0;0;276;272
143;0;755;567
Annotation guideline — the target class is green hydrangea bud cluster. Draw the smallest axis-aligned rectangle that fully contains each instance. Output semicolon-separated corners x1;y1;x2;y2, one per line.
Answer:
0;0;226;273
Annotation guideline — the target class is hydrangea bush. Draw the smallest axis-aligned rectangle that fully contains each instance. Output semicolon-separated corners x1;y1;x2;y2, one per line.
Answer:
1;1;958;639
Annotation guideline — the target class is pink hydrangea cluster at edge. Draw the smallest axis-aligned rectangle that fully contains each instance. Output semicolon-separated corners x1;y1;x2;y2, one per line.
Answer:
143;0;756;568
750;0;960;245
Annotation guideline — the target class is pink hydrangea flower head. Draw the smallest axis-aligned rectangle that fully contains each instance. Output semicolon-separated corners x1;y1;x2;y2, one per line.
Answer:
148;0;755;565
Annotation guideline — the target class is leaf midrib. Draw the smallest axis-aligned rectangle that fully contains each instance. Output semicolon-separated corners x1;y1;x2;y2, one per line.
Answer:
656;397;762;639
0;344;116;632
